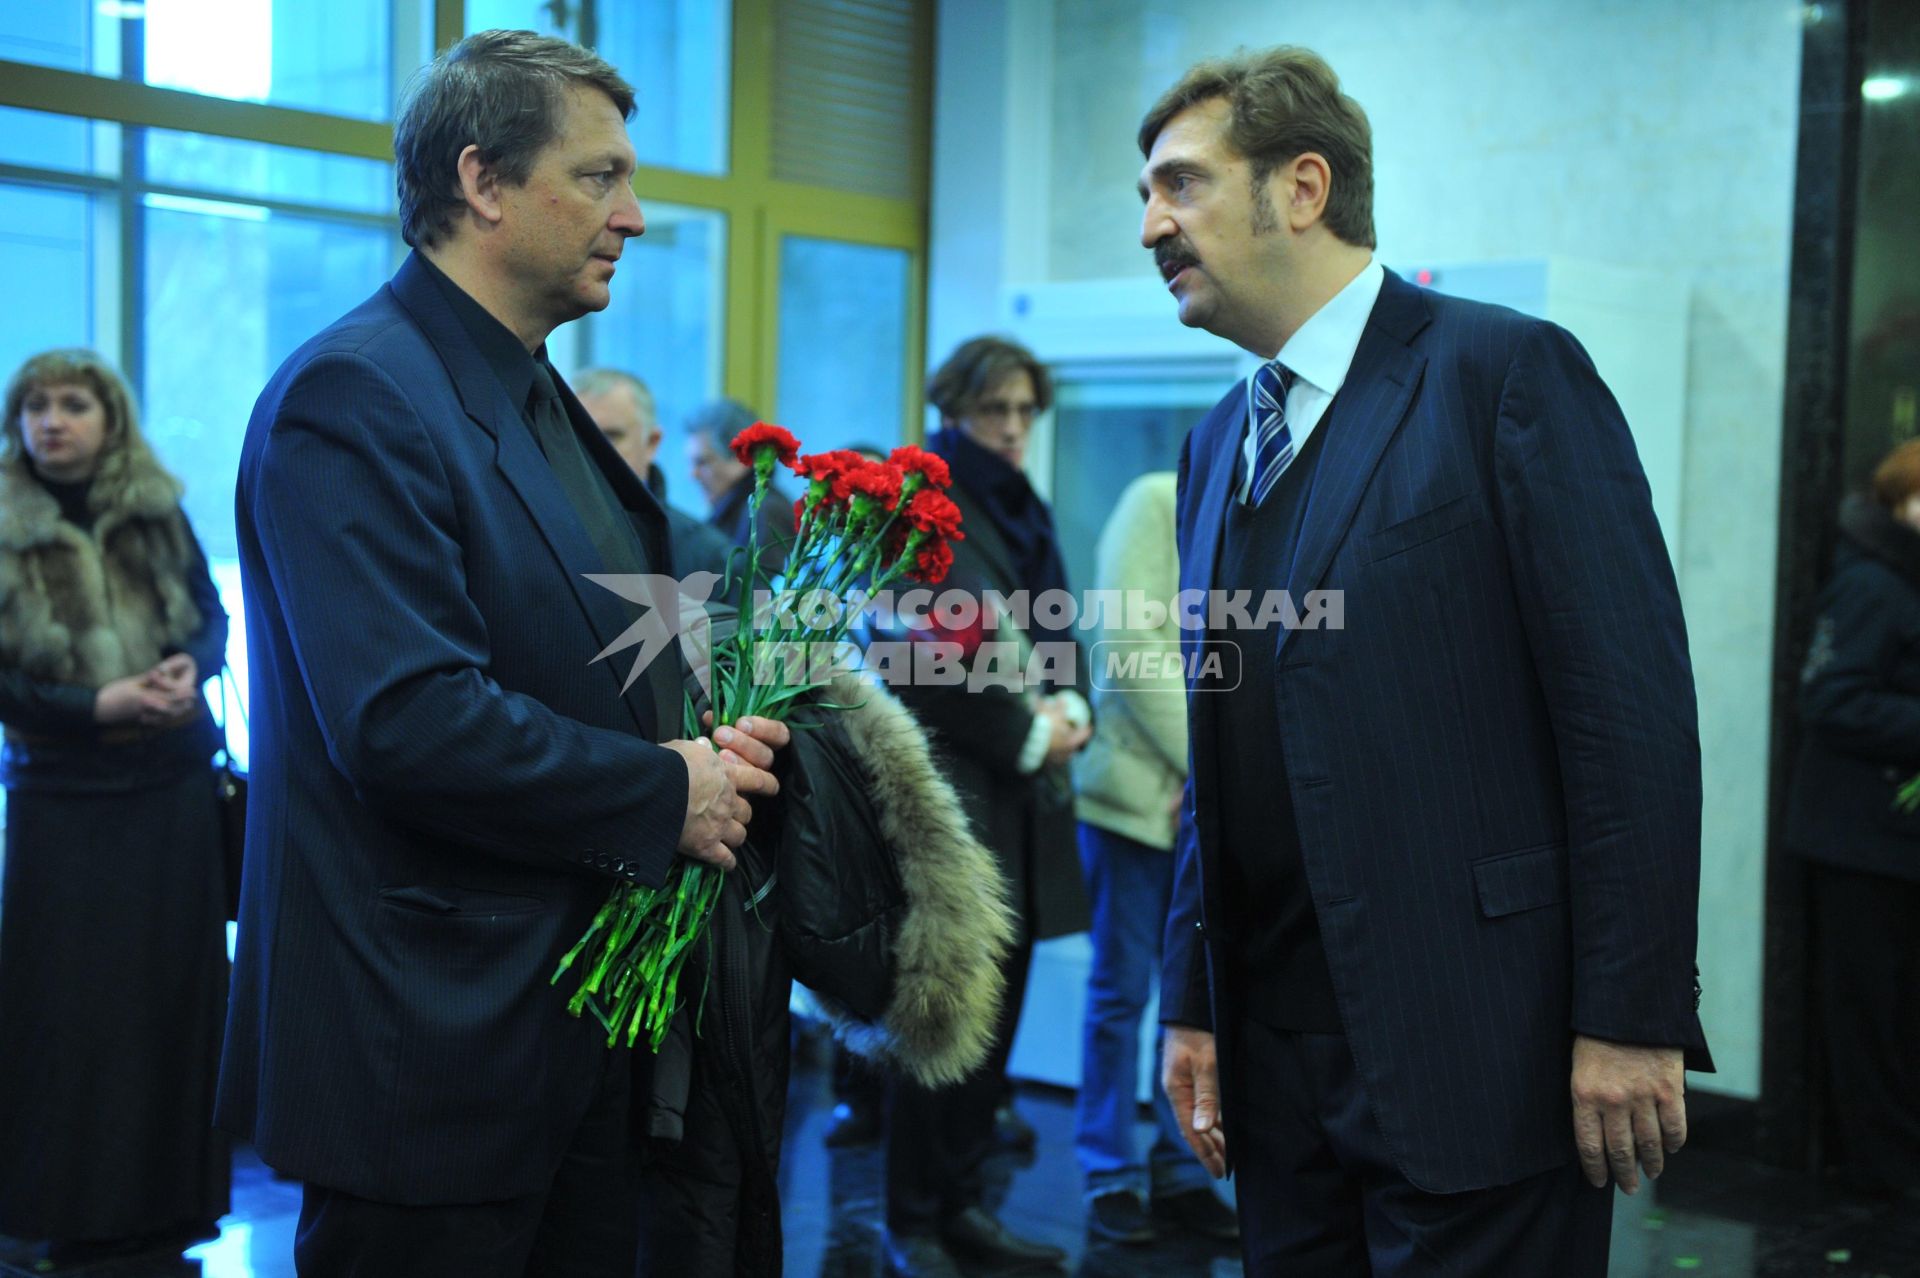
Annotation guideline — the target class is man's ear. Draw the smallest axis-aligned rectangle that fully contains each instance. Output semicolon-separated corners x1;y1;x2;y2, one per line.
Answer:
1286;152;1333;232
456;144;506;227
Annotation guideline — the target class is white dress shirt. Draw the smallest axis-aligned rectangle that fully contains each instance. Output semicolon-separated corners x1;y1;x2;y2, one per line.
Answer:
1236;258;1386;504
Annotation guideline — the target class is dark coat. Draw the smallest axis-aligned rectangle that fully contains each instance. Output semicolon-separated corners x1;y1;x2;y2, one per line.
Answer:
1163;269;1710;1196
707;472;794;573
220;252;689;1205
640;667;1015;1276
888;478;1091;942
1784;495;1920;883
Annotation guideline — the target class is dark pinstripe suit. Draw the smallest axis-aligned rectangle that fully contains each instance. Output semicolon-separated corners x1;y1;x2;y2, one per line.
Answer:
217;253;689;1223
1161;270;1710;1263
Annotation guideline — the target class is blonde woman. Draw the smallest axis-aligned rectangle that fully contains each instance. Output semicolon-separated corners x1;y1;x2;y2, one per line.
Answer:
0;349;230;1264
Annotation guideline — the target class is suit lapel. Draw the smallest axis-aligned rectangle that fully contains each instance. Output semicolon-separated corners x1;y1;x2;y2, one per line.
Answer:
1277;271;1432;657
390;255;657;738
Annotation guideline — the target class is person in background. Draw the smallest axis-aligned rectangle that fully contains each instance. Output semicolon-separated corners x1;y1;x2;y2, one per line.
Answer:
0;348;230;1266
1785;439;1920;1202
881;335;1092;1278
1072;470;1238;1247
574;366;731;577
686;397;793;571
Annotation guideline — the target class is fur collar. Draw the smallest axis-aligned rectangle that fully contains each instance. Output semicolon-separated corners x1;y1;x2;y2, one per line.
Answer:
0;451;184;553
0;452;200;685
815;669;1017;1087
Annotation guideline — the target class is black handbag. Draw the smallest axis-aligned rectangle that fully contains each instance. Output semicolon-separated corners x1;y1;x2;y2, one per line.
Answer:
216;665;248;922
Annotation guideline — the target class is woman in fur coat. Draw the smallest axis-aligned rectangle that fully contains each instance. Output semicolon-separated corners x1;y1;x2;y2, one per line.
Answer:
0;349;231;1263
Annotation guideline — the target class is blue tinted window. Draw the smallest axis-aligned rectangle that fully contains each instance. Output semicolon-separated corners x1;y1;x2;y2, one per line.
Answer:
0;105;119;177
146;129;392;214
777;236;909;454
0;3;93;72
579;205;725;516
143;196;396;561
0;183;96;382
143;0;394;122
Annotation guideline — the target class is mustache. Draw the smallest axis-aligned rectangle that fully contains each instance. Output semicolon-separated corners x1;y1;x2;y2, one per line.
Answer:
1154;238;1200;277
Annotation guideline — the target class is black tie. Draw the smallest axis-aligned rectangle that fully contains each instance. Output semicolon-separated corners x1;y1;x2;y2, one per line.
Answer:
527;362;684;739
528;361;641;576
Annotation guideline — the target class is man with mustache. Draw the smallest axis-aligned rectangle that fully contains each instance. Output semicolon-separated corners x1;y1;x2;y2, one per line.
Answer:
1142;47;1712;1276
220;31;785;1276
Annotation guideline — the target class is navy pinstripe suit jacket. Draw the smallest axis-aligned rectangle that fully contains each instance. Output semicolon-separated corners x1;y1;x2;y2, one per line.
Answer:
217;253;689;1204
1161;268;1712;1195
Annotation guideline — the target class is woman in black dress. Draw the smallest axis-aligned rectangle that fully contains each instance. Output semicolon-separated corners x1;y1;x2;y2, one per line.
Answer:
0;348;231;1262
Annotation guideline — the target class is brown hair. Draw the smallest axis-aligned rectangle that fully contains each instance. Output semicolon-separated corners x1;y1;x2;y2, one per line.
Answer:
2;348;173;493
927;336;1053;421
1872;439;1920;509
1138;46;1376;249
394;29;635;249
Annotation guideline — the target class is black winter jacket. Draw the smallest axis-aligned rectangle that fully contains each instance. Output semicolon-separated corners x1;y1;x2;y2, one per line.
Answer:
1785;495;1920;883
638;667;1015;1276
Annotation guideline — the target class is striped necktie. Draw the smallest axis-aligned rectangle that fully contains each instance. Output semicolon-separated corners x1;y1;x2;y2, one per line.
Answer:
1248;359;1297;506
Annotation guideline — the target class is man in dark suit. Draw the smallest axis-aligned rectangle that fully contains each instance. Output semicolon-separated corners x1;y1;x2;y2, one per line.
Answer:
1140;48;1712;1275
218;31;786;1277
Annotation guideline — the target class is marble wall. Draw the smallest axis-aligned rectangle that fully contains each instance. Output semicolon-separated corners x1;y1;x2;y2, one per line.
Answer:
939;0;1807;1095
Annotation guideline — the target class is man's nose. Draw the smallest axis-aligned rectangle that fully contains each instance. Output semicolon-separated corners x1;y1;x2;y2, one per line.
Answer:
1140;196;1173;250
613;186;645;237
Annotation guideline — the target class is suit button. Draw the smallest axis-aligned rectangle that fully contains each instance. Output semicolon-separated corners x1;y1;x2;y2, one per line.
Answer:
612;858;627;874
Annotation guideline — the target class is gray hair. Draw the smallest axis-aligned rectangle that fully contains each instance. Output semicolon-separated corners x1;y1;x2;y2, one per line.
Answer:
685;398;759;451
394;29;635;249
572;367;656;422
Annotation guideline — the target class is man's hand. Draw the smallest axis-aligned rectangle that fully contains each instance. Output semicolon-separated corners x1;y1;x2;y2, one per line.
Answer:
663;739;750;871
1571;1035;1686;1194
1162;1025;1227;1178
666;715;791;872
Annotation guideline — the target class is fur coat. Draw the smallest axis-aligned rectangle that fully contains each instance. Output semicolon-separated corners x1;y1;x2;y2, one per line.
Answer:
0;452;202;688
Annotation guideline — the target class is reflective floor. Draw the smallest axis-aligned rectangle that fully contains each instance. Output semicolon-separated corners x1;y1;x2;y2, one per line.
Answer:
4;1045;1917;1277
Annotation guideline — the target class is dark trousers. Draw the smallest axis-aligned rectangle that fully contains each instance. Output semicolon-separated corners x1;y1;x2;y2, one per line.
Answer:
1231;1020;1611;1278
294;1048;639;1278
884;936;1033;1234
1812;862;1920;1193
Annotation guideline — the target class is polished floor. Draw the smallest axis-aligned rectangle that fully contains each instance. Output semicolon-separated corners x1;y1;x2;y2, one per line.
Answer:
3;1044;1917;1277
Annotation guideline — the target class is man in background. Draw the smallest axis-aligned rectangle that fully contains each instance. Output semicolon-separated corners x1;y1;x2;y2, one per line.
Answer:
686;397;793;571
575;366;730;577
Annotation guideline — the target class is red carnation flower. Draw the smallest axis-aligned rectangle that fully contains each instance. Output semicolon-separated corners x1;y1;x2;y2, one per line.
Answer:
901;488;965;541
908;539;956;584
730;422;800;470
839;461;905;511
889;445;952;491
793;449;865;483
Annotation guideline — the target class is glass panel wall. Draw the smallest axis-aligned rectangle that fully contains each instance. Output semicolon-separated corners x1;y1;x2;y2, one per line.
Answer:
575;202;726;518
775;235;909;456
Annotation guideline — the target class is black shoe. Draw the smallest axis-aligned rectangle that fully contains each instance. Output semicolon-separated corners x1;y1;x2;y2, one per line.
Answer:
994;1103;1037;1153
1086;1190;1155;1245
824;1100;881;1148
883;1230;965;1278
1151;1187;1240;1241
940;1206;1066;1270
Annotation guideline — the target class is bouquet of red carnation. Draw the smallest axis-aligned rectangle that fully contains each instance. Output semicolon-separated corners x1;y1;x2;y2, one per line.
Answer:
552;428;964;1050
